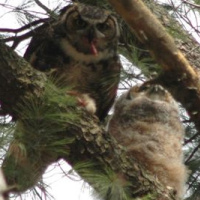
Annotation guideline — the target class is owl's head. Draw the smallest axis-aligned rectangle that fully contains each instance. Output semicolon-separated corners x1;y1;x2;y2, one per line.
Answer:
54;3;120;62
114;84;178;115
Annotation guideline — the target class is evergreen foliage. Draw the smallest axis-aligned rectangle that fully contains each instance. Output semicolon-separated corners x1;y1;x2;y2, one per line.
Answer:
2;79;79;193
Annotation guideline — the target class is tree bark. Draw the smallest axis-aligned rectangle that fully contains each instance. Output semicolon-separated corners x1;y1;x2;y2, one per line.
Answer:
0;41;46;119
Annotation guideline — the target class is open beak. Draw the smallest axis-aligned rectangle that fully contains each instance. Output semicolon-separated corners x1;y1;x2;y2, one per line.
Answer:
88;28;105;56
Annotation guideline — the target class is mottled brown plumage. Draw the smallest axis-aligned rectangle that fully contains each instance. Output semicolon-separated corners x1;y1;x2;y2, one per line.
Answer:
108;84;187;199
24;3;121;120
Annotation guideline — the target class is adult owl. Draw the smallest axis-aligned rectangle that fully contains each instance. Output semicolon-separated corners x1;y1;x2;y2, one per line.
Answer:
108;84;187;199
24;3;121;121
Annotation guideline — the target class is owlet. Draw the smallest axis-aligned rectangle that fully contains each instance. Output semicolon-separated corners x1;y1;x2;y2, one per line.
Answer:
108;84;187;199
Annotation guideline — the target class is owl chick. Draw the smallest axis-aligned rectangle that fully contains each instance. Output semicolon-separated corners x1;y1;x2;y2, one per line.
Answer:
24;3;121;121
108;84;187;199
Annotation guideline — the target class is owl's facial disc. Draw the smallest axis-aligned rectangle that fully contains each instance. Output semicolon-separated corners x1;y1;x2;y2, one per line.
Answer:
58;5;119;62
65;11;117;56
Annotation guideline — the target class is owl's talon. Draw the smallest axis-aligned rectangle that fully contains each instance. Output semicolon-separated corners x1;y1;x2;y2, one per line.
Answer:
67;91;96;114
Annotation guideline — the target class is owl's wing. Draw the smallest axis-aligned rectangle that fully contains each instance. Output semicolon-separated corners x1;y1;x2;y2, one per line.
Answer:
24;22;69;71
24;24;49;60
95;57;121;121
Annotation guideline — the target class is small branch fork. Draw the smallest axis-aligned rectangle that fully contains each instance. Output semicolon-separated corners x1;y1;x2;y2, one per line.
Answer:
34;0;58;19
0;19;47;33
0;0;56;49
182;0;200;9
0;18;48;49
168;0;200;41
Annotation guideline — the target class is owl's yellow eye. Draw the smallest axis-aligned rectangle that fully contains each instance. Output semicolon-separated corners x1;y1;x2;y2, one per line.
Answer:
74;17;87;29
66;11;88;31
97;23;110;32
96;18;115;38
138;84;150;92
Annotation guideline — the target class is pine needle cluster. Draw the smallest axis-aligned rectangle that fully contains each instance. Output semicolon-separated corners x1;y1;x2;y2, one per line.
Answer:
2;79;80;192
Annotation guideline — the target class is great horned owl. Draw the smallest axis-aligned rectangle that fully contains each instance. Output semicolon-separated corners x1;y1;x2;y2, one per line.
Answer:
24;3;121;121
108;84;187;199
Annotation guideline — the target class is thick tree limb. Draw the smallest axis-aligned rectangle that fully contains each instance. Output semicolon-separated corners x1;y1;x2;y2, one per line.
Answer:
107;0;197;76
0;40;46;118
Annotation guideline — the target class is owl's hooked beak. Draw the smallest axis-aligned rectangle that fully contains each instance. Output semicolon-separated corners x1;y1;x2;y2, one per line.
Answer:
88;27;105;56
90;42;98;56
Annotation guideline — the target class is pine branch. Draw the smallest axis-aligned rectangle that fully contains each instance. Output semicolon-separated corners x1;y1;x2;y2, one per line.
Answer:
34;0;57;19
3;31;34;49
185;143;200;164
0;18;50;49
0;40;46;118
184;132;199;145
108;0;196;76
0;19;47;33
182;0;200;8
